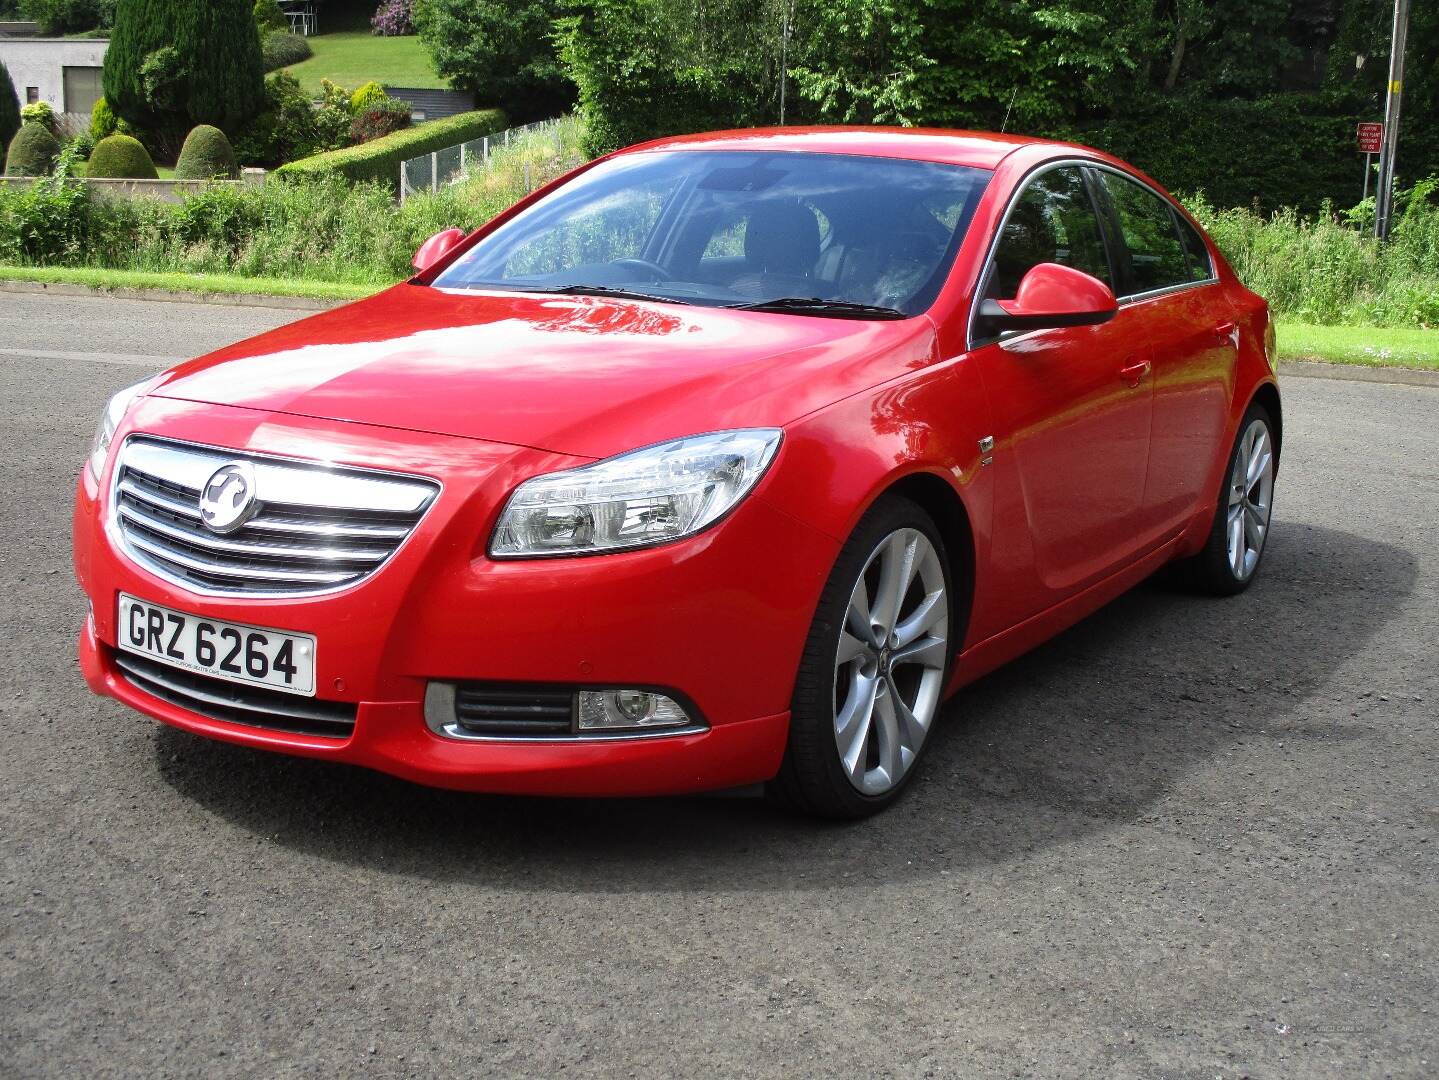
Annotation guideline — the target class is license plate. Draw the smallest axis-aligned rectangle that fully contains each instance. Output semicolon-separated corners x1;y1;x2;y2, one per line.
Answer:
116;594;316;697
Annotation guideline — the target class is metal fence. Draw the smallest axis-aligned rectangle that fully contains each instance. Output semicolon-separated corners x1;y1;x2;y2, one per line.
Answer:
399;118;566;203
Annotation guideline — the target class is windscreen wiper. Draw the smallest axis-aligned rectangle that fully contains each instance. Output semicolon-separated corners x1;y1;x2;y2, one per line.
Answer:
728;297;907;320
543;283;694;305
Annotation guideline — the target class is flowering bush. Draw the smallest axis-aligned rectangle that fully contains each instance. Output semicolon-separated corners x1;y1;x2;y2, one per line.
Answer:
370;0;413;36
349;99;412;144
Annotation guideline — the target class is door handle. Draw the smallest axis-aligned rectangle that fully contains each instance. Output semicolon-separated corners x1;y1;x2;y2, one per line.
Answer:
1118;359;1151;387
1214;321;1238;347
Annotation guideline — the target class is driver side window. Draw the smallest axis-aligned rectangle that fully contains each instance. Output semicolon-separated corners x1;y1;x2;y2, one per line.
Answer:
986;167;1111;300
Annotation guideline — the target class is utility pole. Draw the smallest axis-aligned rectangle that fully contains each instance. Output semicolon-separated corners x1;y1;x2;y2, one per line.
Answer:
1374;0;1410;240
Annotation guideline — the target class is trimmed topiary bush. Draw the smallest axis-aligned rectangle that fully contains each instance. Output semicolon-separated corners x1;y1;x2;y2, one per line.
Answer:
275;108;506;191
174;124;239;179
86;132;159;178
4;121;62;176
349;81;388;115
261;31;312;72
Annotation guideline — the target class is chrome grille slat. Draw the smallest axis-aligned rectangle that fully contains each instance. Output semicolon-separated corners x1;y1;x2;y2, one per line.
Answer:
117;502;392;564
112;436;439;597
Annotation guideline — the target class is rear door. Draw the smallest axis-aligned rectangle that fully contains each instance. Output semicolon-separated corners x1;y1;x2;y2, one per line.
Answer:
1093;169;1236;537
969;164;1156;631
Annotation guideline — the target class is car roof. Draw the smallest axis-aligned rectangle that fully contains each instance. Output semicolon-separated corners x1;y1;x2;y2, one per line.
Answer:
617;126;1094;171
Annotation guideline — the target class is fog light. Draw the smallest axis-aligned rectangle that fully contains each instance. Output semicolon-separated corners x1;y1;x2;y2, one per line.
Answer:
577;689;692;731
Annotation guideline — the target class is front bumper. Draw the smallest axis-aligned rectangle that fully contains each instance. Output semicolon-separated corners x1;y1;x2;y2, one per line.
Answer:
73;398;836;796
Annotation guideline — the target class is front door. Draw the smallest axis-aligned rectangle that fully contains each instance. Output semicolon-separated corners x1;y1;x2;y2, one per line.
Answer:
970;165;1155;631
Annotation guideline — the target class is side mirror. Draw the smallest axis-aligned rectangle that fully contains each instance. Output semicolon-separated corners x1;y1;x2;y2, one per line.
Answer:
975;262;1118;337
412;228;466;273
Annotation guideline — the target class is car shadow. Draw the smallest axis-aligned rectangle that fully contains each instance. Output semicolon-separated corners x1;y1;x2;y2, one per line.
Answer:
153;521;1415;892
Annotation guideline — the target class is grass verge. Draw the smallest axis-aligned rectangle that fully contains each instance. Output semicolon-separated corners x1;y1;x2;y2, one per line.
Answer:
1277;321;1439;371
0;266;377;302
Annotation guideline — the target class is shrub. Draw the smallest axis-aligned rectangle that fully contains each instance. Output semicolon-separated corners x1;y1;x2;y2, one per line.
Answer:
88;97;118;140
4;121;61;176
20;100;56;134
349;99;411;144
276;108;506;190
65;131;95;159
0;146;91;263
233;69;346;168
86;132;158;178
371;0;413;36
349;81;388;115
261;31;312;72
174;124;239;179
252;0;286;33
0;61;20;154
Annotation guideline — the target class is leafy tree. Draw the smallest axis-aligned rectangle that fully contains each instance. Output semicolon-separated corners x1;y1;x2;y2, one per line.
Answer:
104;0;265;140
414;0;574;122
0;61;21;156
252;0;286;34
18;0;114;35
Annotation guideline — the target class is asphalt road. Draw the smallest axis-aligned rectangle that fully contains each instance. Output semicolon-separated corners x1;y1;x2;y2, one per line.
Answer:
1;292;1435;1079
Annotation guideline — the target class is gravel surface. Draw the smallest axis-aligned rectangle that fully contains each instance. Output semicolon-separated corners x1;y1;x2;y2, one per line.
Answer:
1;293;1435;1079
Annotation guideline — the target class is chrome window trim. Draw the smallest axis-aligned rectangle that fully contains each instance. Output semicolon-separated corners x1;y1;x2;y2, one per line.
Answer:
966;157;1219;350
106;434;442;601
423;681;708;743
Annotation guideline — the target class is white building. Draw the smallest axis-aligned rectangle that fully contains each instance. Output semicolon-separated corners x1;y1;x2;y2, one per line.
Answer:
0;37;108;125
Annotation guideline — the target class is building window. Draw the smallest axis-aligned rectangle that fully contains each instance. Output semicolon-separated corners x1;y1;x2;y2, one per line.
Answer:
62;67;104;114
26;87;40;104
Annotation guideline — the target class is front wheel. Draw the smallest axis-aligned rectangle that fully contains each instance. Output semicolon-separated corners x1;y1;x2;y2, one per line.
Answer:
769;495;953;818
1177;402;1277;595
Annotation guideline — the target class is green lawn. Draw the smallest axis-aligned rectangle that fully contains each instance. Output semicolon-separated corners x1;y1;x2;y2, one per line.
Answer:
0;266;374;302
283;30;445;96
1277;321;1439;371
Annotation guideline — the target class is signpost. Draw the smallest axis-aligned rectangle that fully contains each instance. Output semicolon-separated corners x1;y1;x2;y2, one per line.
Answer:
1358;122;1383;205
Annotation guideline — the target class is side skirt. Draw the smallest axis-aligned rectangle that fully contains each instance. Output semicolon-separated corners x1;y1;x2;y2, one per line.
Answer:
946;532;1186;694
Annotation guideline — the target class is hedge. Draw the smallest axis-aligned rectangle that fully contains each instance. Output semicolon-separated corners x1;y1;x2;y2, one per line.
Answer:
274;108;506;190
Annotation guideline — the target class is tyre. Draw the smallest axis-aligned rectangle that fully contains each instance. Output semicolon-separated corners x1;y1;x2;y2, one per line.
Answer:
1177;402;1277;595
769;495;954;819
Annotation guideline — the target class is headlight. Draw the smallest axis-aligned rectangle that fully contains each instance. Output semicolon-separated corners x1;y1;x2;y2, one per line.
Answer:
490;428;783;558
87;380;149;480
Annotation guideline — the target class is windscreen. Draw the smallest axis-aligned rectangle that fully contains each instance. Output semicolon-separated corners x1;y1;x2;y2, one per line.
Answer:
432;150;990;317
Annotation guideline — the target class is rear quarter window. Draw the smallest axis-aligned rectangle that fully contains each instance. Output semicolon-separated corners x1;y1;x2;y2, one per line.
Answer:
1100;172;1191;296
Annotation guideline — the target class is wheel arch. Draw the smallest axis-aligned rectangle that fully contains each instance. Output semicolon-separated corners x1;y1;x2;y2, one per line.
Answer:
1249;380;1282;468
881;470;977;649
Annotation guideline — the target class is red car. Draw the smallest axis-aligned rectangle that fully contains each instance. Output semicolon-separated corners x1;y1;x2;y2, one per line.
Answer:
73;128;1279;818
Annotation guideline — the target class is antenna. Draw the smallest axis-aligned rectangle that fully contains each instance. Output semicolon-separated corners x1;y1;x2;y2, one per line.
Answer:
1000;87;1017;133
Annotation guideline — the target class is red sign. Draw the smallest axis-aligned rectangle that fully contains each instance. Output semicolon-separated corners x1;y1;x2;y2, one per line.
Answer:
1357;122;1384;153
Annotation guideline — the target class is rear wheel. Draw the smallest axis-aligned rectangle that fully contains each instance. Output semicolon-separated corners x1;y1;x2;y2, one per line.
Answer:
769;496;953;818
1178;402;1276;595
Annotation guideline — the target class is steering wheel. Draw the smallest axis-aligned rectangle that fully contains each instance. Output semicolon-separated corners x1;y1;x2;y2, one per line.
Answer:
609;258;670;282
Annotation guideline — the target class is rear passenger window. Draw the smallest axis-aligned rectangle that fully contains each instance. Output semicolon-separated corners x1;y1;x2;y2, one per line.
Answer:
1100;173;1190;296
985;167;1111;300
1174;213;1213;281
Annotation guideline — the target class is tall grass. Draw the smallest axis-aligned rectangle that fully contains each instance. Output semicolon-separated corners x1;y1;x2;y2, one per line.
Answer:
1185;179;1439;327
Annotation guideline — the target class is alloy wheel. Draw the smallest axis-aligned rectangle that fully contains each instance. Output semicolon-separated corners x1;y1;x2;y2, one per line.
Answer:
1227;418;1275;581
833;528;949;796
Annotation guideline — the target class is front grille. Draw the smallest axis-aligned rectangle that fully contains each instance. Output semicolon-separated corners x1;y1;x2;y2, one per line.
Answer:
453;684;576;736
112;437;438;597
113;650;357;738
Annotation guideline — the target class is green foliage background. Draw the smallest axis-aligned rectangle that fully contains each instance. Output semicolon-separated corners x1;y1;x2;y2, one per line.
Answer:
540;0;1439;213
